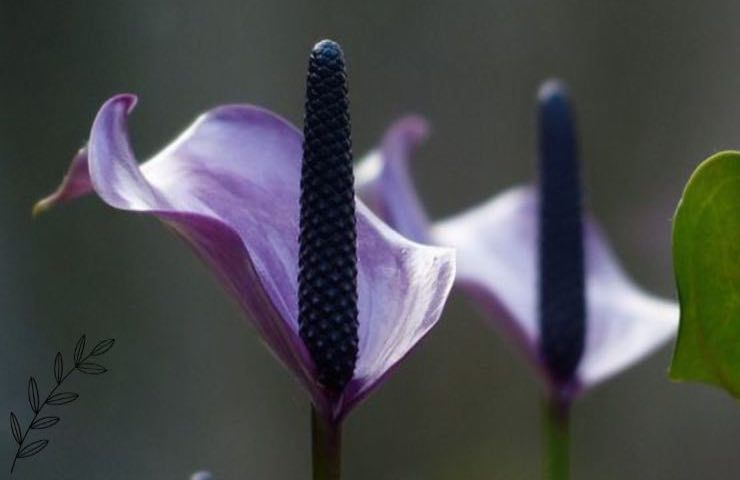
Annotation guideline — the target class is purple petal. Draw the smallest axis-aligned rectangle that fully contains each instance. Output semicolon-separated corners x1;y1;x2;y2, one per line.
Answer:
355;116;432;244
355;128;677;395
432;187;677;393
33;146;90;216
190;472;213;480
38;95;455;421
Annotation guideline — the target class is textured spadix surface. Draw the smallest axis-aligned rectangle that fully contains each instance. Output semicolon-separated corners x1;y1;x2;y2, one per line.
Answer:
36;95;455;421
298;40;359;393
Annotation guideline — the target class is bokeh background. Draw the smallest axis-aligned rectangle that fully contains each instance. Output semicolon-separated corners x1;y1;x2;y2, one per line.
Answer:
2;1;739;478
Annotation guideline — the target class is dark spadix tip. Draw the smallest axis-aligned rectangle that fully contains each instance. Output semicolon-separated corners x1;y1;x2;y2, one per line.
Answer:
312;39;343;59
298;39;358;393
536;79;586;387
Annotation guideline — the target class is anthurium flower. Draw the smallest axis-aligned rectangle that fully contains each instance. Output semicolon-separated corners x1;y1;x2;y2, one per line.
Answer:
35;41;455;430
356;80;678;401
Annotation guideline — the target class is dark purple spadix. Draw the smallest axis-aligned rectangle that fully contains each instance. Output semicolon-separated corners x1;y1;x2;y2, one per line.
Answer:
537;80;586;386
298;39;359;393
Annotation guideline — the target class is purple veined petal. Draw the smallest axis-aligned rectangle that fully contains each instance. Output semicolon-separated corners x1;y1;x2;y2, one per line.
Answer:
432;187;678;394
340;219;455;415
37;95;455;421
355;116;432;244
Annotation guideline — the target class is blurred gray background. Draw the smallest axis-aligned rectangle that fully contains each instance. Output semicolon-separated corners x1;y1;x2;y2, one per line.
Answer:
1;1;739;478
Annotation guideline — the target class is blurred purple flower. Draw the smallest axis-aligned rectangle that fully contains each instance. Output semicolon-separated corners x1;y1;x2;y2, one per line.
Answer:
35;94;455;422
190;472;213;480
356;82;677;400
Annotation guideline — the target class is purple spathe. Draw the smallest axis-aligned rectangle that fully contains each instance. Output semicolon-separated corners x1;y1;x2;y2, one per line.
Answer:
36;95;456;422
355;117;677;398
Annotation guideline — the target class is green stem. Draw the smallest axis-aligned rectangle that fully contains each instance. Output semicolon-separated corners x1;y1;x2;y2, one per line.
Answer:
542;394;571;480
311;406;341;480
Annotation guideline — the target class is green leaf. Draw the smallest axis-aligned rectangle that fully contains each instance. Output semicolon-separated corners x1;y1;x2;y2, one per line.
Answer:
670;151;740;397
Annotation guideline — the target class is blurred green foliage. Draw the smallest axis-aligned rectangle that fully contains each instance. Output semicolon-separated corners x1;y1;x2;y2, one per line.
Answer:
671;151;740;396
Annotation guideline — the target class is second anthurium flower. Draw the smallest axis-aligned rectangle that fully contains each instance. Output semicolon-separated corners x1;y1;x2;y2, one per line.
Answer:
358;80;678;399
356;80;679;477
35;40;455;479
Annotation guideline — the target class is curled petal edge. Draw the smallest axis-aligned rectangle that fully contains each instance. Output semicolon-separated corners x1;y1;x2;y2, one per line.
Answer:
35;95;456;422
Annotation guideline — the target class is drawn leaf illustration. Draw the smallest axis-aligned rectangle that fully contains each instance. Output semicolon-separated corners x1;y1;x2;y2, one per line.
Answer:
17;439;48;458
10;413;22;444
90;339;115;356
77;363;107;375
9;334;115;473
47;392;78;406
73;335;86;364
31;417;60;430
28;378;40;413
54;352;63;384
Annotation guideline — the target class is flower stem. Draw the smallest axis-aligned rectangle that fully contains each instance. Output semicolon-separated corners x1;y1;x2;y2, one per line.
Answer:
311;406;341;480
542;394;571;480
